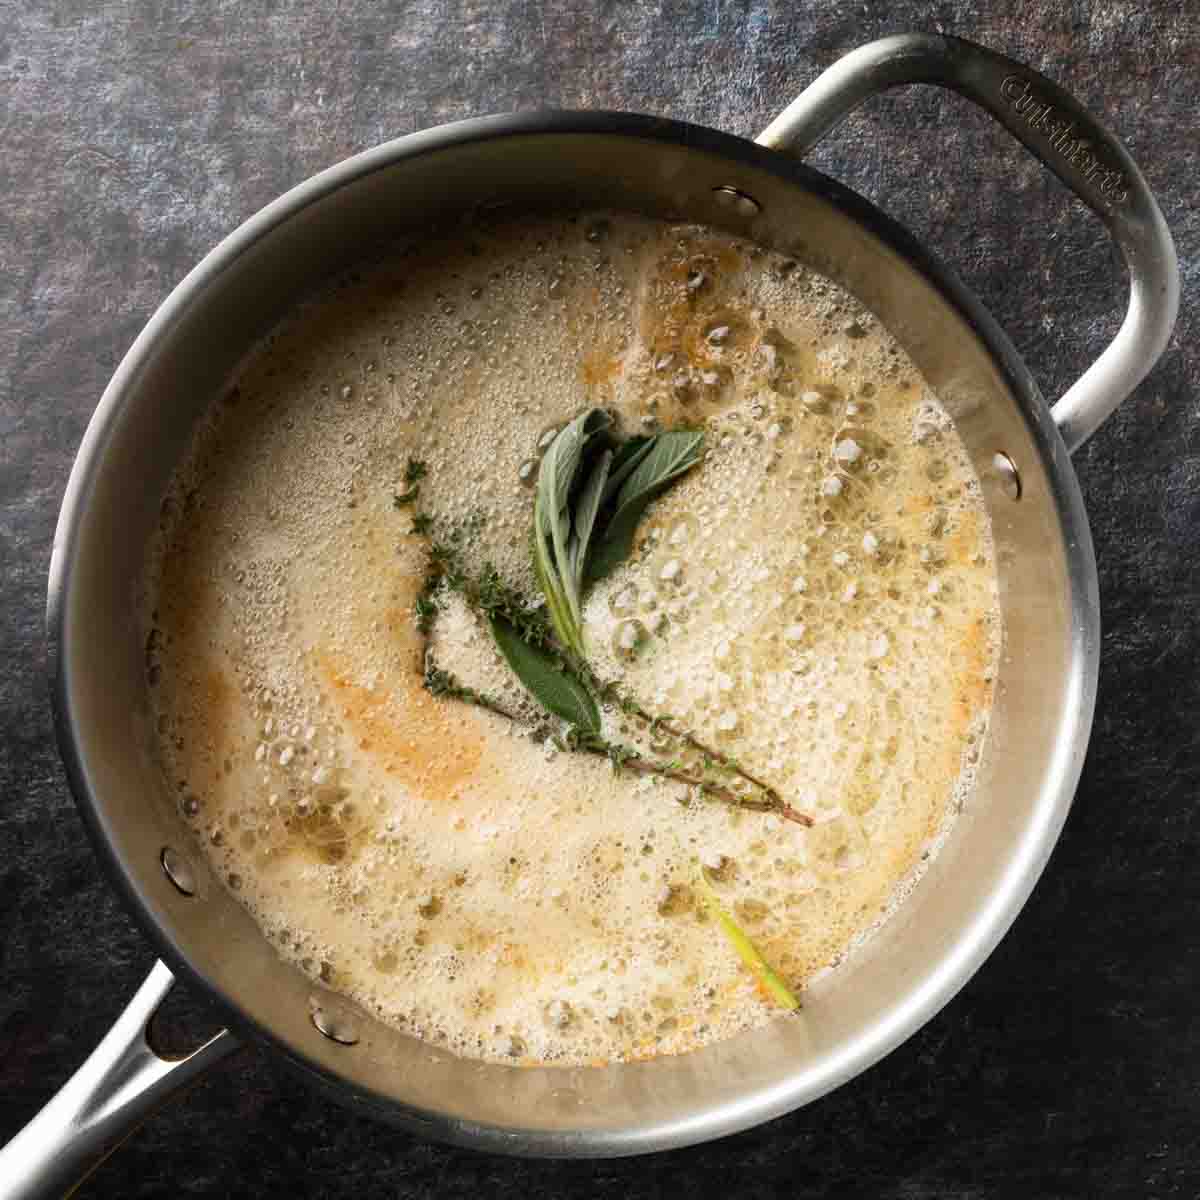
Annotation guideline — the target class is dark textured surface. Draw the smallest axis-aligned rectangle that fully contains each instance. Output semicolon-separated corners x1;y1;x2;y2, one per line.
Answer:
2;1;1197;1196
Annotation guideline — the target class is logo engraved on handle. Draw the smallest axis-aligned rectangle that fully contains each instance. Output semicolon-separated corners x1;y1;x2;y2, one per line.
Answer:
1000;75;1130;203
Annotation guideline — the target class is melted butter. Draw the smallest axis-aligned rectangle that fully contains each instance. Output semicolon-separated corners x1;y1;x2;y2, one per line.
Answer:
142;212;1001;1066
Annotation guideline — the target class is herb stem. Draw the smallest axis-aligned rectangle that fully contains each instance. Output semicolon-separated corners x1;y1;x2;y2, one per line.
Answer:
591;750;743;807
422;656;526;725
696;868;801;1010
574;665;812;825
420;640;794;820
572;661;792;810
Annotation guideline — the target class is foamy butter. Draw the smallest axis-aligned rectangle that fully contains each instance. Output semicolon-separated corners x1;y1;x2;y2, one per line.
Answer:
143;212;1000;1066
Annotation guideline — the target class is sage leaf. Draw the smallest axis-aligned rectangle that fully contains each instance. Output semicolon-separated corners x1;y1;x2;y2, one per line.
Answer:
541;409;610;515
586;430;703;587
569;448;611;583
582;492;656;586
695;868;800;1011
613;430;704;513
534;414;703;638
601;436;654;504
535;409;612;649
533;491;578;654
489;615;600;734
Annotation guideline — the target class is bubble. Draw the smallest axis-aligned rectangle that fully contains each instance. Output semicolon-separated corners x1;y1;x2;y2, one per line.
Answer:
656;883;693;917
612;619;648;661
696;364;733;408
608;586;638;617
701;314;743;353
833;438;862;465
667;513;700;547
545;999;574;1029
657;558;683;586
734;897;768;924
809;816;869;879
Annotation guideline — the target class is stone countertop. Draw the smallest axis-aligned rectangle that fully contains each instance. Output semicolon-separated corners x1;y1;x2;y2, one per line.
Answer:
2;2;1197;1196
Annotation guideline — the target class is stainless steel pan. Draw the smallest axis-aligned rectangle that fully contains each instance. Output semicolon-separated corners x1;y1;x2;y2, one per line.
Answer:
1;34;1178;1198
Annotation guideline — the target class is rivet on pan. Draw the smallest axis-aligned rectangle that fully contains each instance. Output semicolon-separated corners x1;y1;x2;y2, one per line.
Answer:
712;185;762;217
160;846;197;897
311;1006;360;1046
991;452;1022;501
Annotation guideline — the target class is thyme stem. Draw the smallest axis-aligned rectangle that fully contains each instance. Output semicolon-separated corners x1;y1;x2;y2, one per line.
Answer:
412;534;812;827
422;653;795;817
571;661;786;805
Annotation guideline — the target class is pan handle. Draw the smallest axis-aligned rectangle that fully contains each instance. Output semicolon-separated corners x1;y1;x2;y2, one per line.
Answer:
0;961;240;1200
757;33;1179;455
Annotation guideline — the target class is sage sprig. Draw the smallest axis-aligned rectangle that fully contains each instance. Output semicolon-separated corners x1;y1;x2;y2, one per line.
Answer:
533;409;703;657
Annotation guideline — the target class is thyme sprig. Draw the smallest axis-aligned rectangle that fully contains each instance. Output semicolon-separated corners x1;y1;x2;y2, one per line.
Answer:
393;458;428;507
412;538;810;824
400;443;807;1008
422;658;524;724
420;632;763;810
570;661;810;824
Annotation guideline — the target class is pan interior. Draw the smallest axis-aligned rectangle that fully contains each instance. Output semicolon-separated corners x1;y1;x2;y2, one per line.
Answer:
52;117;1094;1154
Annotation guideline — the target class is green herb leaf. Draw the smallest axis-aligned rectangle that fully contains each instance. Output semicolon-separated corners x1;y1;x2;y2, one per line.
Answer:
533;414;703;642
568;448;611;584
695;868;800;1011
585;430;704;586
601;436;654;504
538;410;612;536
475;563;553;649
613;429;705;513
533;491;582;658
535;410;613;636
583;492;655;585
489;615;600;734
414;593;438;634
